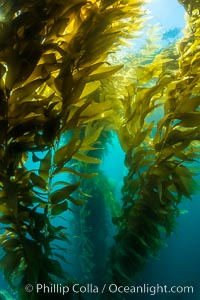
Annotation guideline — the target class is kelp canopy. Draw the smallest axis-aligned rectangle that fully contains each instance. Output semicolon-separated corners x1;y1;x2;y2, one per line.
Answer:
0;0;199;299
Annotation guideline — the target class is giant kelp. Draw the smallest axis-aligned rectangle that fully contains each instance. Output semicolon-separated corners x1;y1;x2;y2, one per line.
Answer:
0;0;200;299
109;1;200;284
0;0;147;299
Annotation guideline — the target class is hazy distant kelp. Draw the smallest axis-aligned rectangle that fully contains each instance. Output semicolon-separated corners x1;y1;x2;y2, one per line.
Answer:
0;289;13;300
0;0;147;299
109;1;200;284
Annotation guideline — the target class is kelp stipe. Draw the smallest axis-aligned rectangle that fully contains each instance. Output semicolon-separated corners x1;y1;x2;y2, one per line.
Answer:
109;2;200;284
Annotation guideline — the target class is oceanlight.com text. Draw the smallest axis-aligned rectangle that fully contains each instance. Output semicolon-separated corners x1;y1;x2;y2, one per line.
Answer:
24;283;194;296
108;283;194;295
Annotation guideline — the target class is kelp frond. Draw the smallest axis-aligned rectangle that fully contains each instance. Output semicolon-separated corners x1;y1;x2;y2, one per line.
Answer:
110;2;200;284
0;0;147;298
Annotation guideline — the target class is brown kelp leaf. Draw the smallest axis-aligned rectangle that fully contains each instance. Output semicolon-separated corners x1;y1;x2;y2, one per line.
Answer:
45;99;61;118
79;81;101;99
43;117;61;145
73;62;104;81
130;123;154;148
52;181;70;188
40;53;57;65
32;211;47;232
68;197;86;206
30;172;47;191
39;150;51;181
32;153;41;163
0;250;24;286
176;95;200;113
0;216;14;224
174;112;200;127
0;196;11;214
10;78;46;103
78;102;113;124
50;182;80;204
51;201;68;216
164;128;200;147
44;257;66;279
73;153;102;164
84;64;123;82
34;133;46;148
8;117;45;140
173;165;197;197
81;125;103;147
1;238;21;251
54;132;81;166
65;97;93;130
53;253;68;263
53;167;97;178
9;100;46;120
5;53;21;91
24;64;48;82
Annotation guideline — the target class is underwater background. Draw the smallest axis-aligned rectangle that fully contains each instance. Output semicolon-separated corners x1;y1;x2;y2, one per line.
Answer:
0;0;200;299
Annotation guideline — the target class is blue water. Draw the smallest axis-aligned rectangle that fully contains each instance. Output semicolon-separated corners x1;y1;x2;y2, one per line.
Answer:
147;0;185;29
